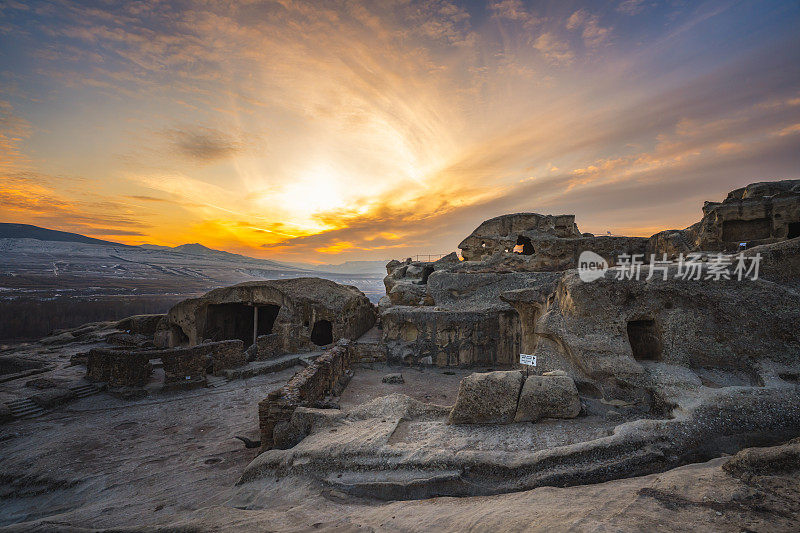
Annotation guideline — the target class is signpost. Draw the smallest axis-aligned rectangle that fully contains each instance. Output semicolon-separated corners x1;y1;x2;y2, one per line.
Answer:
520;353;537;377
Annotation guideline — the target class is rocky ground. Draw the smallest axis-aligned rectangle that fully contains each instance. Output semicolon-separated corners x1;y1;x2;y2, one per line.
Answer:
1;337;799;532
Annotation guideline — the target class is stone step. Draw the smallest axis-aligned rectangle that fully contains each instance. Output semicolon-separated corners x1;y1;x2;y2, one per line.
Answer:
321;469;465;501
6;398;46;419
69;383;101;398
221;353;302;380
206;375;228;388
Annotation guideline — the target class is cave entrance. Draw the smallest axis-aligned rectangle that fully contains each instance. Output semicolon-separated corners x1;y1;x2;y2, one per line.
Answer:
256;304;280;337
513;235;534;255
721;218;772;242
420;265;435;284
310;319;333;346
788;222;800;239
627;319;663;361
203;303;280;345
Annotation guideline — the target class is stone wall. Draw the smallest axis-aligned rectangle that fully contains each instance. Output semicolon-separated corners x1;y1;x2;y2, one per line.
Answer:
162;350;207;389
258;345;352;451
87;349;152;387
256;333;285;360
209;340;247;374
86;340;245;390
348;339;388;363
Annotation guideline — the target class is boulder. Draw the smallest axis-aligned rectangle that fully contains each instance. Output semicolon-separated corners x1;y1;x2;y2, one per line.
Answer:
514;374;581;422
382;373;404;384
448;370;523;425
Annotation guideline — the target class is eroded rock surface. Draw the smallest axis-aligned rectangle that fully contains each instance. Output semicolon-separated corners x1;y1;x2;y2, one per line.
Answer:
447;370;523;424
514;373;581;422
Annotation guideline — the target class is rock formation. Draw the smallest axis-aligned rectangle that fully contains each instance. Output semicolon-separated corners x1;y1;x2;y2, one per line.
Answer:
648;178;800;256
159;277;377;351
235;178;800;500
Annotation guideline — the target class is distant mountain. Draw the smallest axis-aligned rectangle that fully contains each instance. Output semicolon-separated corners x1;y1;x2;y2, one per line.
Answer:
139;243;388;274
2;224;388;276
139;242;301;270
307;260;388;275
0;223;128;246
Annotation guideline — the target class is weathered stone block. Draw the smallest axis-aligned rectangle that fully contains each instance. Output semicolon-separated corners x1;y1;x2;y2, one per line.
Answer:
448;370;523;424
514;374;581;422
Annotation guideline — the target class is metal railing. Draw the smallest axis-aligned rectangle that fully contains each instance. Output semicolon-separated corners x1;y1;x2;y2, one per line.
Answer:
412;253;450;262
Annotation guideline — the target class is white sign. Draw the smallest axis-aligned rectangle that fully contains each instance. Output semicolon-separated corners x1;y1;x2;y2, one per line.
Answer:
519;353;537;366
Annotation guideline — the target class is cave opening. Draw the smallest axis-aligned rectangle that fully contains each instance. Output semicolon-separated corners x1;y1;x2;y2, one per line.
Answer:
627;319;663;361
203;303;280;345
310;319;333;346
788;221;800;239
420;265;435;284
513;235;534;255
721;218;772;242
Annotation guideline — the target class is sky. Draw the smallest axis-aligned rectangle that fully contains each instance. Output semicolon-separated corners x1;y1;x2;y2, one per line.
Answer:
1;0;799;263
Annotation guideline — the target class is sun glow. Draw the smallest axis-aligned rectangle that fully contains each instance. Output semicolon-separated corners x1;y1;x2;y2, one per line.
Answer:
272;165;347;226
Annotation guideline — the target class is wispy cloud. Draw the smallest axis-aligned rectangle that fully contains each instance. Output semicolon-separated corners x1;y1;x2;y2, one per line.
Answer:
617;0;646;16
566;9;612;49
0;0;798;259
162;126;247;162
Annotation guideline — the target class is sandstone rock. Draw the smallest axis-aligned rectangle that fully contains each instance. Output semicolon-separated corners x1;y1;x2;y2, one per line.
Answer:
723;438;800;478
514;374;581;422
164;278;376;350
434;252;461;264
457;212;647;269
382;373;404;384
448;370;523;424
505;263;800;406
39;332;75;345
105;332;151;347
115;314;165;336
648;179;800;255
458;213;581;260
743;237;800;290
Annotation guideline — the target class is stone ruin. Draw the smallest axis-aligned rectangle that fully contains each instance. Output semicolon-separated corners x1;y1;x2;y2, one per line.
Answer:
155;278;375;352
239;178;800;500
79;277;376;396
648;178;800;256
157;277;376;350
8;179;797;505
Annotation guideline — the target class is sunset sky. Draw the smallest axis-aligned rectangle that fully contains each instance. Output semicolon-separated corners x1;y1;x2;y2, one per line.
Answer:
1;0;799;263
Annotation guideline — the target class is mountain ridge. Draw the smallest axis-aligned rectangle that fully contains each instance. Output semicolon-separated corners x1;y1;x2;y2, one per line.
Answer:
2;223;388;275
0;223;129;247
